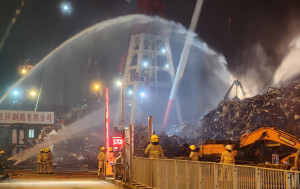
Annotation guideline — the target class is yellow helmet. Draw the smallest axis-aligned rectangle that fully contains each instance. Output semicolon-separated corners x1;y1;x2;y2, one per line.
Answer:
40;148;45;152
46;147;50;152
109;147;113;152
0;150;4;154
225;145;232;151
189;145;196;151
101;147;106;151
151;135;159;143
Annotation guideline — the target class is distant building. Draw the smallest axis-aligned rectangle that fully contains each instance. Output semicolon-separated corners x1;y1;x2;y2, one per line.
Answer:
0;110;54;156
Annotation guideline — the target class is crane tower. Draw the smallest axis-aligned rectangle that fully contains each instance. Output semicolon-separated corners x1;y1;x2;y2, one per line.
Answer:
114;0;182;127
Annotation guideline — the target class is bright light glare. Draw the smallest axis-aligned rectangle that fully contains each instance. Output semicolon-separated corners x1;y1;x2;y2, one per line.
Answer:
13;90;20;96
143;61;148;67
94;85;100;90
21;69;27;74
116;81;122;87
60;2;72;15
30;91;37;97
140;91;146;98
128;89;133;95
161;48;166;53
165;64;170;68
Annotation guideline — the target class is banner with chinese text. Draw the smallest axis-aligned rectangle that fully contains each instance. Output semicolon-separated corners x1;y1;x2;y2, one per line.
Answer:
0;110;54;124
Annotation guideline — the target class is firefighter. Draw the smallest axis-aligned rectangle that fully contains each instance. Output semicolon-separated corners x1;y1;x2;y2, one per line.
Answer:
46;147;53;174
145;135;165;158
220;145;235;164
106;147;115;175
98;147;106;179
37;148;44;174
220;145;235;181
189;145;199;161
42;147;49;174
0;150;5;174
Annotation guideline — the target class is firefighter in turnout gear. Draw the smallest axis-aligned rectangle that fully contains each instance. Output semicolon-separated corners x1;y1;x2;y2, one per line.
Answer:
220;145;235;181
37;148;44;174
42;148;49;173
98;147;106;179
0;150;6;174
145;135;165;158
46;147;53;174
189;145;199;161
220;145;235;164
106;147;115;176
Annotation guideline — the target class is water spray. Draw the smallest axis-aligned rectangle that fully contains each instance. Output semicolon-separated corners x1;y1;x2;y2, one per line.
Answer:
162;0;204;130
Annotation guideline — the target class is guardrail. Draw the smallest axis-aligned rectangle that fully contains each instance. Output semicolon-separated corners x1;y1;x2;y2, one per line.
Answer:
133;157;300;189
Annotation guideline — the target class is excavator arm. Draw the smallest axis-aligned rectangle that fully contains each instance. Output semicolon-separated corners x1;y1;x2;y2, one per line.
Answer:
240;127;300;149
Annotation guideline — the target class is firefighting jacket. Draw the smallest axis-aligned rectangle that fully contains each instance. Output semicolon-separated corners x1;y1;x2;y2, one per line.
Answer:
37;152;44;163
145;144;165;158
220;150;235;164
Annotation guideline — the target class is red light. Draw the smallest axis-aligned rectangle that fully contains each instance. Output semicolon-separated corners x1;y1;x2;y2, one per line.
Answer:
113;138;123;145
105;88;110;154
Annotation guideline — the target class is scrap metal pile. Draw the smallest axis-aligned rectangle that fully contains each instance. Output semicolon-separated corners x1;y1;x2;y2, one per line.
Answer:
33;106;101;169
201;80;300;141
134;125;196;158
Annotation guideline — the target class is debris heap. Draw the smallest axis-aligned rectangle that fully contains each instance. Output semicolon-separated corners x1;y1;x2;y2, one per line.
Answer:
201;80;300;141
33;106;101;169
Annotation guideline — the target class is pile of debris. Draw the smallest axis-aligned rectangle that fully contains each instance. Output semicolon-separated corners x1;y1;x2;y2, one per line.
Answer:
201;80;300;141
134;125;196;158
30;106;102;169
34;125;61;144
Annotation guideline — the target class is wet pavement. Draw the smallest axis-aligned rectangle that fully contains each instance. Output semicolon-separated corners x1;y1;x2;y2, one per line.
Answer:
0;170;122;189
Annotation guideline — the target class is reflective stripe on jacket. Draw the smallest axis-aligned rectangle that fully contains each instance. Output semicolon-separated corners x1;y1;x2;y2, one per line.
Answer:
145;144;164;158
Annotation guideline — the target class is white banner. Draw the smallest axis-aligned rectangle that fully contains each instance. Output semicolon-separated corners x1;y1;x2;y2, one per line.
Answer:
0;110;54;124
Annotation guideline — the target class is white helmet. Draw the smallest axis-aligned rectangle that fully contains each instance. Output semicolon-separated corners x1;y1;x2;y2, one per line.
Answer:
225;145;232;151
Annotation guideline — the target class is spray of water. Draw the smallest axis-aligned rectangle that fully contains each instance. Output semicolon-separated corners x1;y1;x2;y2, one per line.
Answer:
0;14;172;104
4;14;237;163
9;107;105;165
273;37;300;85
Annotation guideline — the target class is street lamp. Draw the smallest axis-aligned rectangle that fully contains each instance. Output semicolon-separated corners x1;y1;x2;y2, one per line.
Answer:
29;90;37;98
60;2;72;15
92;82;102;99
21;69;27;75
12;90;20;96
94;84;100;91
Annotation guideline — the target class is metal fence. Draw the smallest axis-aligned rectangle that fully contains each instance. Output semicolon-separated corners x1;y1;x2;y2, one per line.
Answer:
133;157;300;189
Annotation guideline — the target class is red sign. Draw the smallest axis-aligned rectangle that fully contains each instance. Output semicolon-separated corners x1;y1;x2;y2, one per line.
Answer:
112;137;123;147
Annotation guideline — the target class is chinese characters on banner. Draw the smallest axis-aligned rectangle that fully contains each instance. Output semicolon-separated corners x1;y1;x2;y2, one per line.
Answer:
0;110;54;124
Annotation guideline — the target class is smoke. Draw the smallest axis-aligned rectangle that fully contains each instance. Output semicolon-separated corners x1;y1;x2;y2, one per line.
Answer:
235;44;274;96
273;37;300;85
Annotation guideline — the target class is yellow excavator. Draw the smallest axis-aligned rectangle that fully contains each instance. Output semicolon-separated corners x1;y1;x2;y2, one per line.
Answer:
239;127;300;165
199;127;300;167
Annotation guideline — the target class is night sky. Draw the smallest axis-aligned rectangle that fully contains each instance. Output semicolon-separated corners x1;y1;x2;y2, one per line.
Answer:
1;0;300;101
